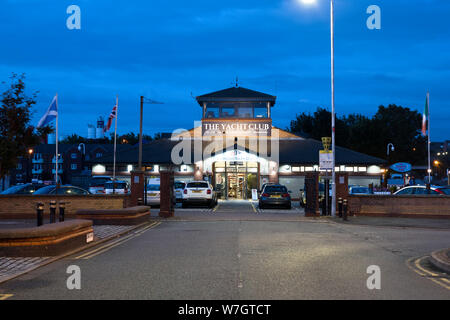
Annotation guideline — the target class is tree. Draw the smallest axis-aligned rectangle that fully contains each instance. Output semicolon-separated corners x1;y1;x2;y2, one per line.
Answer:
288;105;427;165
60;133;87;144
0;73;53;179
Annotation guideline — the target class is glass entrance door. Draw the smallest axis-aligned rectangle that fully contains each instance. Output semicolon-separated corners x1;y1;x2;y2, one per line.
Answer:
213;161;259;200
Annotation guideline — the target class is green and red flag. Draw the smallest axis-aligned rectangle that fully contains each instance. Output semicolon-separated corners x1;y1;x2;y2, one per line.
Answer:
422;95;429;136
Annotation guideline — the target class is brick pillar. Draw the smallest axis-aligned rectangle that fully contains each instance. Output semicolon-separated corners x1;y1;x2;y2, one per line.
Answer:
336;173;350;215
130;170;145;207
159;170;174;218
305;172;319;217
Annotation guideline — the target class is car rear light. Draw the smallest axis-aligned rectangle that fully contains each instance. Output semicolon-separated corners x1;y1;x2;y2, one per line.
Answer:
207;189;211;194
282;193;290;198
183;189;187;194
262;193;269;197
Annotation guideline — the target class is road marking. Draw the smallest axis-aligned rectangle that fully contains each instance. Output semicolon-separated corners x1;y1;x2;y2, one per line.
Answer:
75;222;160;260
250;202;257;214
0;294;13;300
407;256;450;290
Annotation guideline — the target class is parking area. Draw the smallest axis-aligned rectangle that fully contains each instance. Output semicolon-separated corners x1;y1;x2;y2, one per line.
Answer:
149;199;306;221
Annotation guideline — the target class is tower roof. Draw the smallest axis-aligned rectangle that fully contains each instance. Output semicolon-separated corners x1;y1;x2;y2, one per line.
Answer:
196;86;276;106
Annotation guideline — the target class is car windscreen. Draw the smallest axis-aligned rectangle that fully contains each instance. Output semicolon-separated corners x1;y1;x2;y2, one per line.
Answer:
174;182;185;189
186;182;208;188
33;186;56;194
264;186;287;193
1;184;28;194
105;182;127;189
147;184;160;191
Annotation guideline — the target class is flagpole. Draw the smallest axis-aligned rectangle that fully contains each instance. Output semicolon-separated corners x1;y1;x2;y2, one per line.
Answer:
113;95;118;184
55;93;59;187
427;92;431;183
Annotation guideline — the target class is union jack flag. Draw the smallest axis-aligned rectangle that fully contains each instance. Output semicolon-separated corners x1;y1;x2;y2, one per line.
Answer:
104;104;117;133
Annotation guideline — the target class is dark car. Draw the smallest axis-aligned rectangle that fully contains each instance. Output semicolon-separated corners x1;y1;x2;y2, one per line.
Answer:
259;184;291;209
33;185;91;195
394;186;445;195
1;183;45;195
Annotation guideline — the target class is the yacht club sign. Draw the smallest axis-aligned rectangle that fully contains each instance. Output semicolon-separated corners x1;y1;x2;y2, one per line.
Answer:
202;121;272;136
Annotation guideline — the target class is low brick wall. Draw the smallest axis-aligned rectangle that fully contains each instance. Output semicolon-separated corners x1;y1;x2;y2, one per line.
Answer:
348;195;450;218
0;195;131;219
0;219;93;257
76;206;151;225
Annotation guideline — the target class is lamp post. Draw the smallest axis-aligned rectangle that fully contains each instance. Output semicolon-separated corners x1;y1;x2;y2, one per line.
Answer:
27;148;33;183
301;0;336;216
387;143;395;157
138;96;164;170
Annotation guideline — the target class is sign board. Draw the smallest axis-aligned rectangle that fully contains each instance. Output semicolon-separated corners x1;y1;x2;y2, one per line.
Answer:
319;151;333;170
86;232;94;243
202;120;272;136
390;162;412;173
251;189;258;201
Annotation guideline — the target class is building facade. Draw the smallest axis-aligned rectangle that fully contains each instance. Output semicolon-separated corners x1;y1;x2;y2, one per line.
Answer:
91;86;386;200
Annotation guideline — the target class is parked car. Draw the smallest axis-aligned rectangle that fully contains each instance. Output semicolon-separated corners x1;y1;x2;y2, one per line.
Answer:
0;183;46;195
174;181;186;203
33;185;91;195
88;176;113;194
259;184;291;209
104;180;129;194
394;185;446;195
349;185;373;195
182;181;217;208
145;183;176;206
146;183;161;206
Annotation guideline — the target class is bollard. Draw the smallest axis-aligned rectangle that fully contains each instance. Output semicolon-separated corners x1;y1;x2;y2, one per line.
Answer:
49;200;56;223
138;198;143;206
36;202;44;226
59;201;65;222
343;199;348;221
338;198;343;218
321;198;326;216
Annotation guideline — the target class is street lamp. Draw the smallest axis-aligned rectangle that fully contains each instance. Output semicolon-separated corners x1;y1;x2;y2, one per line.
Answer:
387;143;395;156
301;0;336;216
138;96;164;170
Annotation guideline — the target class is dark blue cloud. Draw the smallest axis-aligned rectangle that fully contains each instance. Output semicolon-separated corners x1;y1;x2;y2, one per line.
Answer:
0;0;449;140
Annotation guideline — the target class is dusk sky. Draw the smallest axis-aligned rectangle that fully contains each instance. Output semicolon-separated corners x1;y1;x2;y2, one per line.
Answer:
1;0;449;141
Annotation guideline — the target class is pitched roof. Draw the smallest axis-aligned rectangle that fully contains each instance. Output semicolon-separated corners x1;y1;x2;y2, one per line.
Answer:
196;87;276;106
90;138;385;166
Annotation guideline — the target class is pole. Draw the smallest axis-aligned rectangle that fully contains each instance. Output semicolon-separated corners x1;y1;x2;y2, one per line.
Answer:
428;92;431;182
330;0;336;217
55;93;59;188
113;95;118;194
139;96;143;171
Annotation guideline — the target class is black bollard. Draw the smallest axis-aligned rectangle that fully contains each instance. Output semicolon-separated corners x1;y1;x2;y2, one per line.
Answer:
59;201;65;222
343;199;348;221
49;200;56;223
338;198;343;218
36;202;44;226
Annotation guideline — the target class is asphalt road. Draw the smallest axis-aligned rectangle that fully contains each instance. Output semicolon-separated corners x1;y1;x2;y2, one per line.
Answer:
1;201;450;300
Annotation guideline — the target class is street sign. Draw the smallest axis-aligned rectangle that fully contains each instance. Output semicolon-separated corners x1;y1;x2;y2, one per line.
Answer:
319;151;333;170
390;162;412;173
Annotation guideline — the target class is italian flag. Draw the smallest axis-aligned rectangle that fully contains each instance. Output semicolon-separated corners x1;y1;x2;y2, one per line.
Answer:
422;95;429;136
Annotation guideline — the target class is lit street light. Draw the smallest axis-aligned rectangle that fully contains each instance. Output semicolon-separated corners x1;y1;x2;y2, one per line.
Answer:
301;0;336;217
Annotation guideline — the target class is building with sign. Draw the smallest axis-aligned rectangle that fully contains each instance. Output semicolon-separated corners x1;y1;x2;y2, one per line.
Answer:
91;86;385;200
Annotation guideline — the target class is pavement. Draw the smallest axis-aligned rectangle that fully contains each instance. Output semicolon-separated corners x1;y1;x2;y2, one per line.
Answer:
0;200;449;299
0;223;142;284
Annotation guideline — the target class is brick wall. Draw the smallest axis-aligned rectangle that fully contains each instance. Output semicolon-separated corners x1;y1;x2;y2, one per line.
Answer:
348;195;450;218
0;195;131;219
